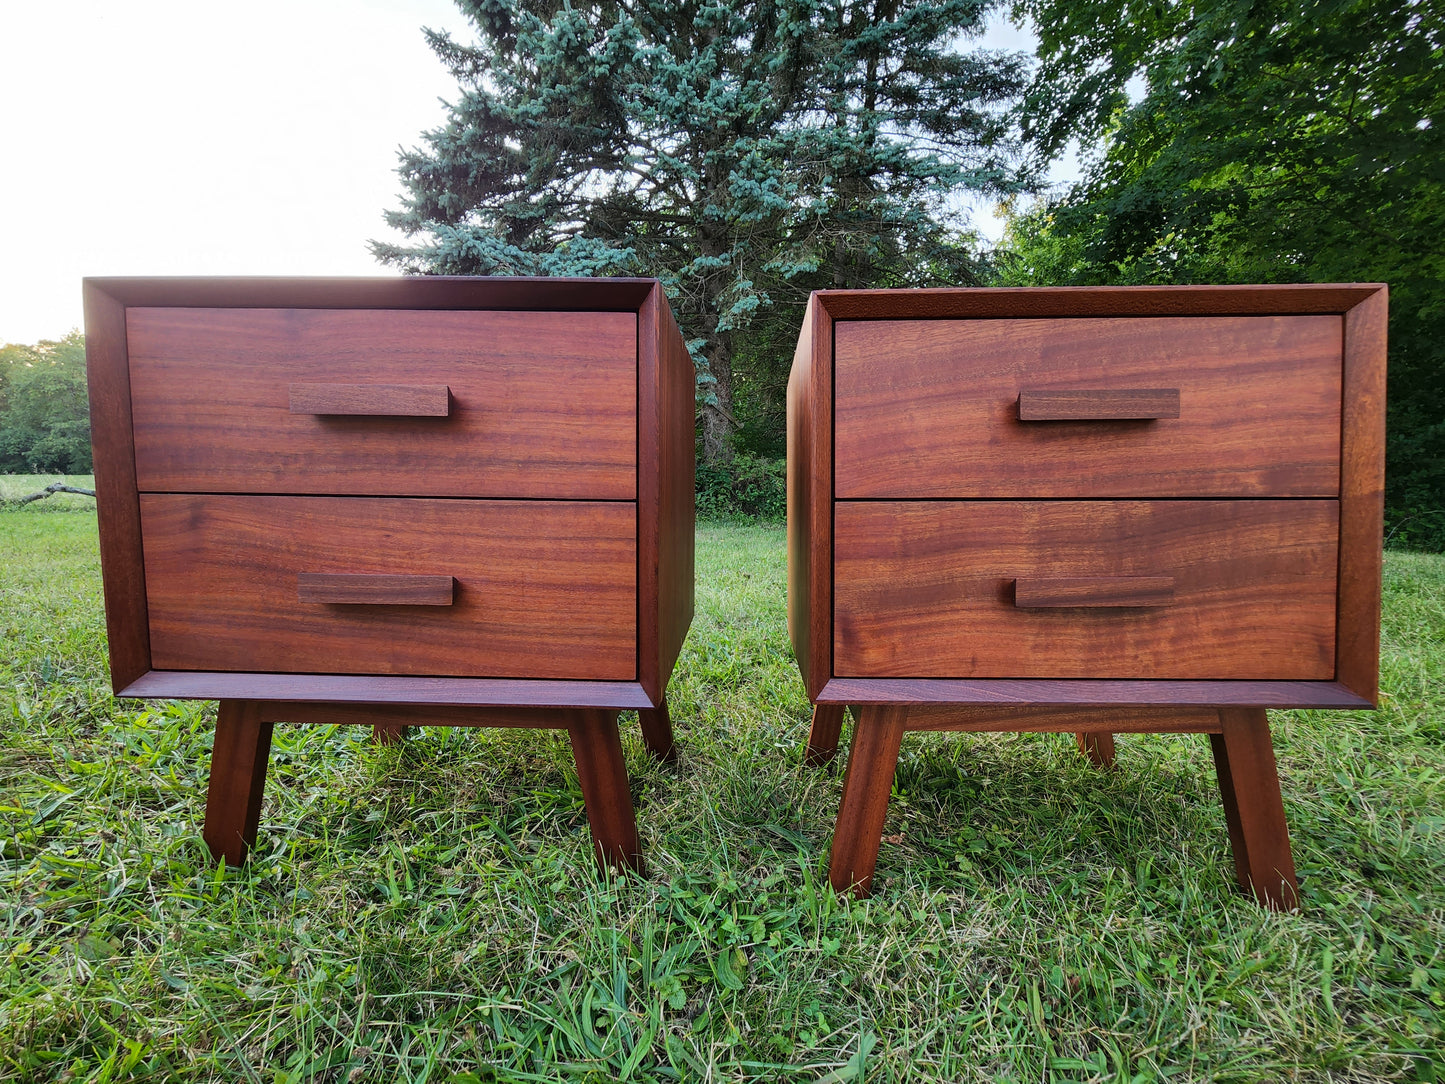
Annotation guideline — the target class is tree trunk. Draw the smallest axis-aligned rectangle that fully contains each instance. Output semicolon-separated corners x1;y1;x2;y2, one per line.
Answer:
700;328;735;465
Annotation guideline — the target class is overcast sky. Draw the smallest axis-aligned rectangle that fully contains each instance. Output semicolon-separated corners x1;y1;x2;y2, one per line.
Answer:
0;2;1066;346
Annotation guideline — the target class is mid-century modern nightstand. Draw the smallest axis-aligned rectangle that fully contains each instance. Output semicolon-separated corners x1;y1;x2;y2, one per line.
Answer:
85;276;694;872
788;284;1386;908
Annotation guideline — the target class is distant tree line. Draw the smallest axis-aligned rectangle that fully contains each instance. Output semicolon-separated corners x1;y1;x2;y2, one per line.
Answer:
0;332;91;474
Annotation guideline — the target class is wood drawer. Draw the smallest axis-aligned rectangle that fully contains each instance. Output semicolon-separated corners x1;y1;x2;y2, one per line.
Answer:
833;500;1339;680
140;495;637;680
127;307;637;499
835;316;1342;498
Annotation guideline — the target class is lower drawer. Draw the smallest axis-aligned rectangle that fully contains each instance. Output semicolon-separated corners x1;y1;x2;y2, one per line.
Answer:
140;495;637;680
833;500;1339;679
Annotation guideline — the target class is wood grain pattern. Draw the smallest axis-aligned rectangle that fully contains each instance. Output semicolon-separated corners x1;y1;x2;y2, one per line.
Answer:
817;677;1372;708
814;283;1384;321
828;704;908;895
1014;576;1175;609
1337;287;1388;704
127;308;636;499
86;275;656;312
120;671;657;708
1211;708;1299;910
638;282;697;707
288;383;450;417
203;699;272;865
902;704;1222;734
140;496;636;680
296;573;455;606
1018;388;1179;421
786;294;834;699
835;316;1342;498
638;700;677;763
835;500;1339;679
255;702;580;728
83;281;151;690
1075;732;1117;768
806;703;848;766
568;710;643;872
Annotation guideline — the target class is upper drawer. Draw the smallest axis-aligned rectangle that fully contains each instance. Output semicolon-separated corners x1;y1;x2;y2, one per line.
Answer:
834;316;1342;498
127;308;637;499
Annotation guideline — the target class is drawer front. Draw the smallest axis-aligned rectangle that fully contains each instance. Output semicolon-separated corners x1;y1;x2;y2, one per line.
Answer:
833;500;1338;679
835;316;1341;498
128;308;637;499
140;495;637;679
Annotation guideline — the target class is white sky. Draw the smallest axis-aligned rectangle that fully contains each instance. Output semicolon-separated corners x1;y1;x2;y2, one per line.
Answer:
0;2;1072;346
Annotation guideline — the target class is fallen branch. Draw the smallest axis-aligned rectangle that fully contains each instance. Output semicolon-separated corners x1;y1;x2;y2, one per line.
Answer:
8;482;97;507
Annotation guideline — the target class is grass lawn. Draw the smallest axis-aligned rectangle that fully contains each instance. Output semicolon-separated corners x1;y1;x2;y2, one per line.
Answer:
1;496;1442;1082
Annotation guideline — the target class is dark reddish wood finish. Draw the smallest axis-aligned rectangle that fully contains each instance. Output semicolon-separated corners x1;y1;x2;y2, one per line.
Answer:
639;283;697;707
786;294;834;700
806;703;848;766
790;284;1386;906
128;307;636;499
203;700;272;865
828;705;907;895
120;671;658;708
1210;709;1299;910
85;276;694;871
568;710;643;872
1014;576;1175;609
638;701;677;763
296;573;456;606
903;704;1222;734
288;382;451;417
816;677;1371;707
834;500;1339;680
836;316;1341;498
1075;731;1117;769
141;495;636;680
1337;287;1388;705
83;282;150;691
1018;388;1180;421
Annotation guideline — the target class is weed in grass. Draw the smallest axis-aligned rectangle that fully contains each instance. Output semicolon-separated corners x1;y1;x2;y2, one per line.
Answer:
1;509;1442;1081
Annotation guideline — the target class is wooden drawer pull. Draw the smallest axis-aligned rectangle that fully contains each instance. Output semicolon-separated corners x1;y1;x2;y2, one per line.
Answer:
297;573;455;606
288;383;451;417
1015;576;1175;608
1017;388;1180;421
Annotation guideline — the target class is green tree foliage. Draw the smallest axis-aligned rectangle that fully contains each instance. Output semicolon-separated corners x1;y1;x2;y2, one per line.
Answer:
998;0;1445;547
374;0;1030;462
0;332;92;474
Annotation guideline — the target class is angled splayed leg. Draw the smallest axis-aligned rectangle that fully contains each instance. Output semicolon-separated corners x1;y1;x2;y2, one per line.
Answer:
827;705;908;896
806;703;848;767
203;699;273;865
568;709;643;874
1209;708;1299;910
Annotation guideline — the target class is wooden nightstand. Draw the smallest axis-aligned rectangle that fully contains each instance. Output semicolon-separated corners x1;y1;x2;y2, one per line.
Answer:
788;285;1387;908
84;277;694;872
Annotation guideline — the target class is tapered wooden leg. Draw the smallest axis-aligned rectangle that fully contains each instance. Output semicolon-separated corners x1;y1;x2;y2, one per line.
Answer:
828;705;908;896
1209;708;1299;911
203;699;273;866
1075;731;1117;768
638;699;677;763
568;709;643;874
806;703;848;767
372;722;407;745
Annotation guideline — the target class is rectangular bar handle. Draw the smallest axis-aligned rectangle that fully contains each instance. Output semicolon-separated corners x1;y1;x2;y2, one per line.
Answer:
298;573;455;606
1018;388;1180;421
1014;576;1175;608
289;383;451;417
